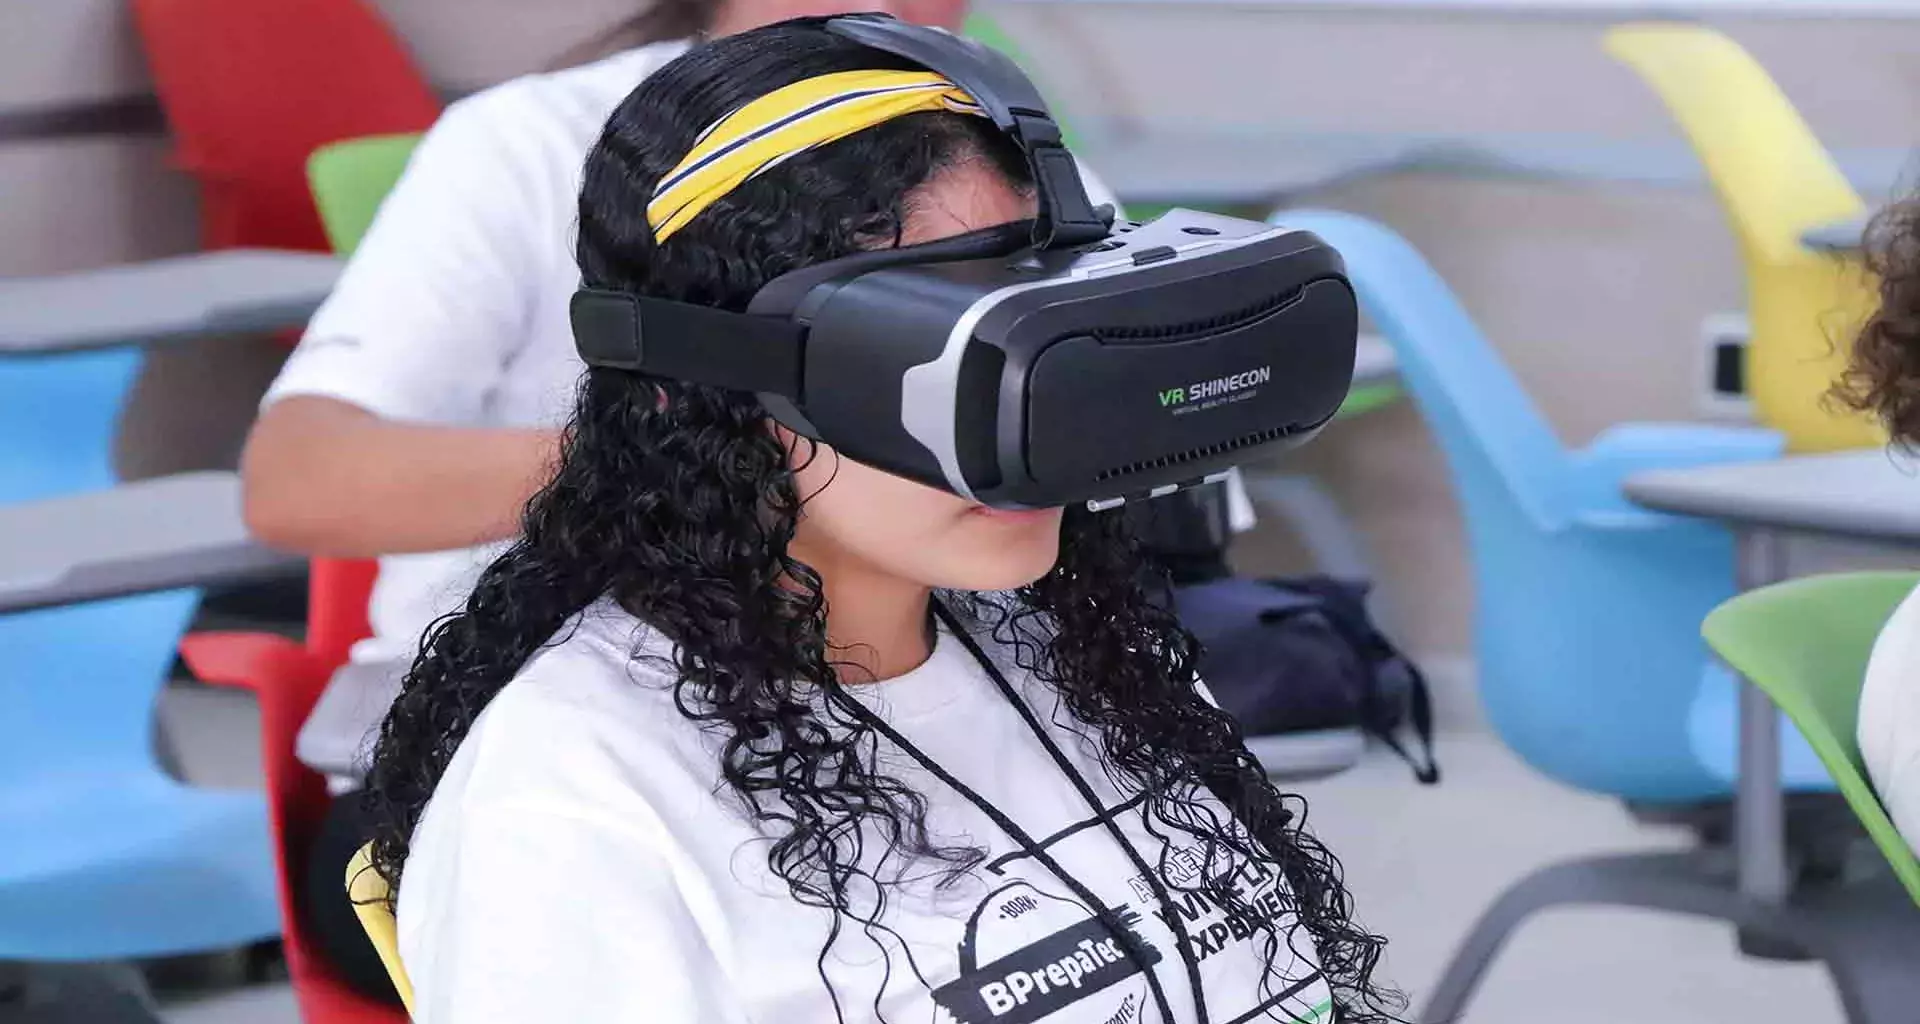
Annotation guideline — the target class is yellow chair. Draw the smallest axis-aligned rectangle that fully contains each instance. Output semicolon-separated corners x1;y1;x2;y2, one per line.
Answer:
1604;22;1883;452
346;843;416;1015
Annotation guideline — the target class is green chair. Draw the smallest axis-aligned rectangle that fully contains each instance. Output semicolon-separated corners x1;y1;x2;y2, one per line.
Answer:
1698;572;1920;1023
307;133;423;255
1704;572;1920;902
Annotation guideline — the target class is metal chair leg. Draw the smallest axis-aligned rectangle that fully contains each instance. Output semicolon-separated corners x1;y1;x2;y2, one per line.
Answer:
1422;849;1920;1024
1420;850;1790;1023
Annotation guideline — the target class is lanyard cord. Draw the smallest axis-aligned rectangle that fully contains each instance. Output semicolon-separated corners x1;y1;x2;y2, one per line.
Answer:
935;605;1211;1024
831;694;1184;1024
825;602;1211;1024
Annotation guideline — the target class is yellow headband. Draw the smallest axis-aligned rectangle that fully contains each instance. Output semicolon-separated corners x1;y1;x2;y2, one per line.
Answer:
647;69;986;244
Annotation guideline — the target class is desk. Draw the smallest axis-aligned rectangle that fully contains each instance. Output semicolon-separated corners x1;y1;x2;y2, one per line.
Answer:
0;472;303;615
0;249;341;355
1081;132;1423;207
1802;215;1872;255
1624;449;1920;911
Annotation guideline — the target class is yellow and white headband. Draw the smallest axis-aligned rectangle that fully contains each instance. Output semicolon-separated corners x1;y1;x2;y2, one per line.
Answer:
646;69;987;244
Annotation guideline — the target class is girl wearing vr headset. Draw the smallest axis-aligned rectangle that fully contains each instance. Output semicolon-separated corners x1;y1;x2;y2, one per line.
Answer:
359;18;1394;1024
244;0;1130;1006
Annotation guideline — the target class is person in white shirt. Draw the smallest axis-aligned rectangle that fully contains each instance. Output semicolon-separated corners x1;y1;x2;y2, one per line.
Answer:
1837;200;1920;857
356;20;1396;1024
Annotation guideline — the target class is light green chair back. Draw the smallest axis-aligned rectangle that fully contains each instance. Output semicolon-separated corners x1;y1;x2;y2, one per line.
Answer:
307;132;424;256
1703;571;1920;905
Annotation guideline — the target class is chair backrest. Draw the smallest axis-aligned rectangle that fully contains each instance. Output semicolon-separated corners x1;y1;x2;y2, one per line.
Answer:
1604;22;1879;452
1272;209;1571;532
0;349;142;502
1703;572;1920;905
347;844;416;1013
132;0;441;252
309;135;425;256
1276;210;1750;800
0;344;200;779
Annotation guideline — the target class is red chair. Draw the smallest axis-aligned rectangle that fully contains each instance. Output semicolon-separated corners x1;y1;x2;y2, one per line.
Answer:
132;0;441;252
181;558;402;1024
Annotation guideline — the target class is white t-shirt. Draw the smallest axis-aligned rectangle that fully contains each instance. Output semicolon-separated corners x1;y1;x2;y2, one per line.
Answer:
266;40;1164;672
1859;585;1920;854
398;602;1333;1024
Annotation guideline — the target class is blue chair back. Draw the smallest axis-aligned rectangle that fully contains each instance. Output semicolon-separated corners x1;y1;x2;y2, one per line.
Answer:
0;347;201;782
0;341;283;963
1276;209;1757;801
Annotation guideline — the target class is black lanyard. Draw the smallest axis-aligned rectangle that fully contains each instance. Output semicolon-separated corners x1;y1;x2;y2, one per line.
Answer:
827;602;1212;1024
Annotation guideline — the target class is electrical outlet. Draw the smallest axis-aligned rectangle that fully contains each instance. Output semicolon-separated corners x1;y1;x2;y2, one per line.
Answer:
1698;311;1752;419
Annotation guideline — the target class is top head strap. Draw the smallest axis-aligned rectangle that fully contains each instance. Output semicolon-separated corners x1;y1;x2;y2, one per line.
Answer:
824;15;1110;250
648;68;987;244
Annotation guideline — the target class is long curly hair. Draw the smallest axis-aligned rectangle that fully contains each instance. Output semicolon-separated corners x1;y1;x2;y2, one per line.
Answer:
362;20;1399;1022
1836;199;1920;445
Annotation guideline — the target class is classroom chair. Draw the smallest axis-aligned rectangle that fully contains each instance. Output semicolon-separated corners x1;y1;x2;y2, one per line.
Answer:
1604;22;1882;453
132;0;441;253
175;135;403;1024
1268;210;1866;1017
0;351;279;989
178;558;392;1024
1699;572;1920;1022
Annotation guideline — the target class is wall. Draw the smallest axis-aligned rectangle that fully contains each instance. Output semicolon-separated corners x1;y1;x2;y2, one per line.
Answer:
7;0;1920;721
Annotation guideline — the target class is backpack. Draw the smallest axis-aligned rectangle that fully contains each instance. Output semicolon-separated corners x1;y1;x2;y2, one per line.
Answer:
1172;574;1440;784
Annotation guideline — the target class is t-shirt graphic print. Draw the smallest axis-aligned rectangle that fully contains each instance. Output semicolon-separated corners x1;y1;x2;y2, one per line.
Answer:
933;879;1160;1023
904;785;1333;1024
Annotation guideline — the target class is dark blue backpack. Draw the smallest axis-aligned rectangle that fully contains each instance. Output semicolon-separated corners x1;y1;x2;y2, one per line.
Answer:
1173;574;1439;785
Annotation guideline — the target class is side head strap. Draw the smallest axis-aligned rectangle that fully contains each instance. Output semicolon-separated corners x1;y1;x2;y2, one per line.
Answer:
826;15;1110;251
572;221;1032;390
570;289;806;396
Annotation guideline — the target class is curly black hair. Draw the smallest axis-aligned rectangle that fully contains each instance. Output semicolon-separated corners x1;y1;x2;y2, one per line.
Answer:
1836;199;1920;445
361;19;1400;1023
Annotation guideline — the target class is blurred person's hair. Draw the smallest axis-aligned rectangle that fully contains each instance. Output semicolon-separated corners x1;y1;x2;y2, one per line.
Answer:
365;19;1403;1022
1836;200;1920;445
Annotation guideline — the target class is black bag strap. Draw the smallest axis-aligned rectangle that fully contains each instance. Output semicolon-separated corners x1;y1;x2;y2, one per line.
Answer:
1277;576;1440;785
1368;657;1440;785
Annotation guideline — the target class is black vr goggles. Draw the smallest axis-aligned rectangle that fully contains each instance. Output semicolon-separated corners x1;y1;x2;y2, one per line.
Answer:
571;14;1359;511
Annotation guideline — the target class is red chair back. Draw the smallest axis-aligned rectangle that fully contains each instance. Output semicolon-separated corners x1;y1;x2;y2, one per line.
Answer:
180;555;388;1022
310;557;380;668
132;0;441;252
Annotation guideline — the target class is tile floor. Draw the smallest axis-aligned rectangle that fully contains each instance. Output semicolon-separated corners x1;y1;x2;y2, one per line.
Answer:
154;685;1845;1024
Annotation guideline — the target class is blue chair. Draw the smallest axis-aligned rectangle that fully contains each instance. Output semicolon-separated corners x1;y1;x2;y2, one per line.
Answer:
1272;210;1860;1019
0;348;277;982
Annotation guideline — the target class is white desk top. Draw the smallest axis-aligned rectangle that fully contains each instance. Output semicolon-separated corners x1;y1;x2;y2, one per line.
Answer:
0;471;303;614
0;249;342;355
1624;449;1920;544
1803;215;1873;255
1082;132;1421;206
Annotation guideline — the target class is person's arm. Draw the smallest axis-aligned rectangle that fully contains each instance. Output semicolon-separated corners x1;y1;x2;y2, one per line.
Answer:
244;93;568;556
403;802;746;1024
242;398;557;556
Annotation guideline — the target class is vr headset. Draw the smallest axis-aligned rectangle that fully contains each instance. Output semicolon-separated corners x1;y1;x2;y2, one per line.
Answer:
571;14;1359;511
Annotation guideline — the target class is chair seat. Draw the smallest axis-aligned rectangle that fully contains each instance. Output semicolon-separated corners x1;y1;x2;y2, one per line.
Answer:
1690;662;1836;792
0;773;278;960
